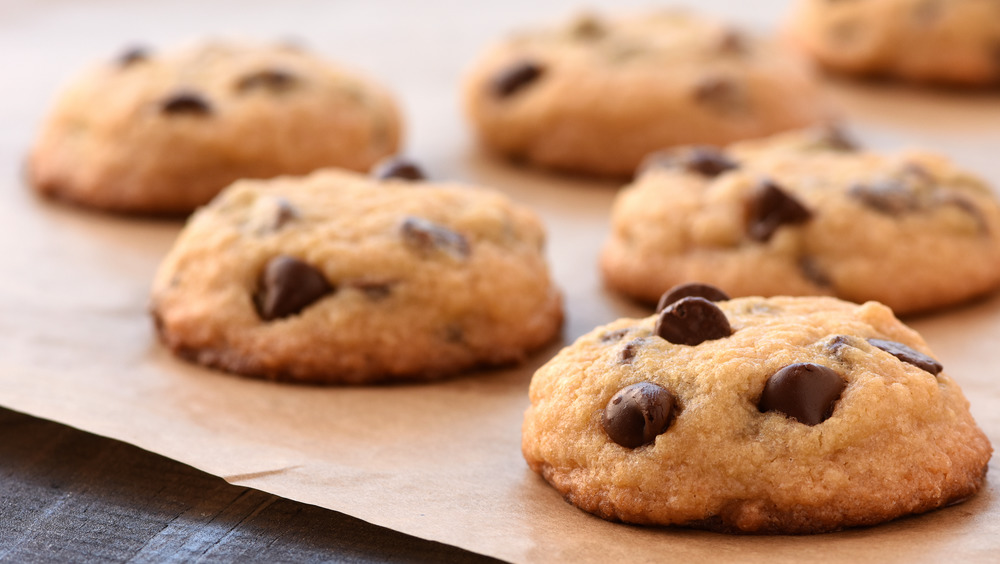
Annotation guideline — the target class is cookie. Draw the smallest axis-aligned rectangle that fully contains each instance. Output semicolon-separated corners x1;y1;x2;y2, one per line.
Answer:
463;9;832;177
788;0;1000;85
150;162;563;384
28;40;402;214
600;128;1000;314
522;288;991;533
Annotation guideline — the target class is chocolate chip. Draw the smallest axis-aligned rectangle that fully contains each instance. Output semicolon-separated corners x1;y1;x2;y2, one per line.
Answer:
253;255;334;321
867;338;943;375
569;13;606;40
655;297;732;346
602;382;675;448
444;324;465;344
638;147;738;178
236;69;298;93
799;256;832;288
849;179;918;215
619;338;643;364
758;363;846;425
685;147;739;177
715;28;747;55
246;197;300;235
269;198;300;231
160;91;212;116
693;76;746;113
350;280;394;301
746;179;813;242
400;216;470;260
117;46;149;67
372;157;426;182
825;334;856;354
935;193;990;235
656;283;730;313
492;60;544;98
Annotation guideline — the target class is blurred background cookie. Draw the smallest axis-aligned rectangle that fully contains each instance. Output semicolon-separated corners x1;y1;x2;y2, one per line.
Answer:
28;40;402;214
151;161;563;384
601;127;1000;314
463;9;833;177
788;0;1000;85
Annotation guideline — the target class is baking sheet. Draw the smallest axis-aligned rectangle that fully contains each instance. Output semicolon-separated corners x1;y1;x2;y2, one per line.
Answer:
1;1;999;562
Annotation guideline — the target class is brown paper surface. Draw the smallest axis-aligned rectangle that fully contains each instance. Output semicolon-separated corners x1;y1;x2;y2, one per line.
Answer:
2;1;999;562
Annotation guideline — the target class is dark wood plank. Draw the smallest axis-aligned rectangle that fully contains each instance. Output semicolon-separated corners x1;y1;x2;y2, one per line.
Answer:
0;407;504;563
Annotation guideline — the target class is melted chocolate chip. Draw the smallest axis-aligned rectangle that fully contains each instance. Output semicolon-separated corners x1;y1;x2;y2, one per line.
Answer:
444;324;465;344
372;157;426;181
492;60;545;98
638;147;738;178
253;255;335;321
684;147;739;177
867;338;943;375
619;338;643;364
118;46;149;67
936;193;990;235
400;216;470;260
693;76;746;113
716;28;747;55
799;256;832;288
746;179;813;242
160;92;212;116
758;363;846;425
350;280;394;301
602;382;675;448
656;283;730;313
655;297;732;346
849;179;918;215
246;197;300;235
569;13;606;40
269;198;300;231
236;69;298;93
825;334;856;354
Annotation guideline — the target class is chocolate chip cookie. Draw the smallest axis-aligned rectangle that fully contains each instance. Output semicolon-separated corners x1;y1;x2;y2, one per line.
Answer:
150;163;563;384
28;40;402;214
463;9;832;177
523;287;991;533
601;128;1000;314
788;0;1000;85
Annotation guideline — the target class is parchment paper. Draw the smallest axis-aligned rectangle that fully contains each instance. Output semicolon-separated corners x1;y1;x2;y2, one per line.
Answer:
1;1;999;562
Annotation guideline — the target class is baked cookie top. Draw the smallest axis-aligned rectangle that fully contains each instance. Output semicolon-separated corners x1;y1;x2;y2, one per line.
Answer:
151;162;563;384
463;9;831;176
600;128;1000;314
28;40;401;214
788;0;1000;85
523;289;991;533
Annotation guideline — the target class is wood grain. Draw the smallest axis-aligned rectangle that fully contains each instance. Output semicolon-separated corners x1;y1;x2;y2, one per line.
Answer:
0;407;502;563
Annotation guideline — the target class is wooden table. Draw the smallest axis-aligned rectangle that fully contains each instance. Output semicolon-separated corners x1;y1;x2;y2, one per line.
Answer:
0;407;499;562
